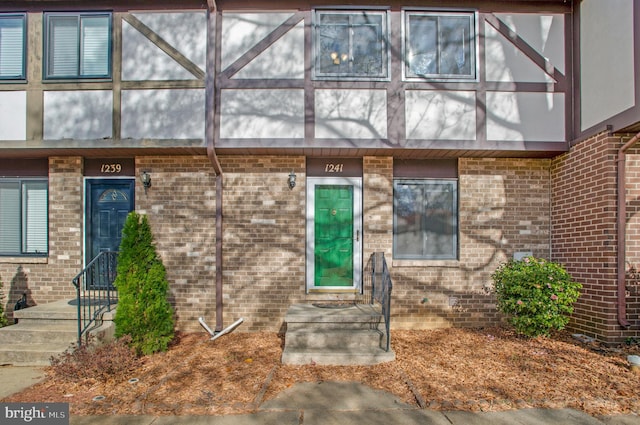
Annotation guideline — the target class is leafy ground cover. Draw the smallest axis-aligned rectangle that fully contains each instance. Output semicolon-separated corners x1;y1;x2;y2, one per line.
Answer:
3;327;640;417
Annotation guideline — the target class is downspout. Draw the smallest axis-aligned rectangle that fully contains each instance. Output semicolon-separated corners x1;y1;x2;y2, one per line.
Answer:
206;0;224;332
616;131;640;329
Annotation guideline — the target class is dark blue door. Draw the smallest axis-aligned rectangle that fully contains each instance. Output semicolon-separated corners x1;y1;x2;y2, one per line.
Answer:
86;179;134;287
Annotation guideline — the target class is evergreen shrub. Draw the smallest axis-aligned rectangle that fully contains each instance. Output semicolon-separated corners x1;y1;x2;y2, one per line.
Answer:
0;277;8;328
114;212;175;355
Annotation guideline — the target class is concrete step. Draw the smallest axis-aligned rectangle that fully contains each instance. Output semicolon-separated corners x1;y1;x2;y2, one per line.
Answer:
0;342;75;367
0;299;114;366
282;303;394;366
284;328;385;350
0;321;77;345
281;346;395;366
285;303;383;323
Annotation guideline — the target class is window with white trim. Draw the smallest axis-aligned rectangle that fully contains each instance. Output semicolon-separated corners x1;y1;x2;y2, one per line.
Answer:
0;179;48;256
393;179;458;260
404;11;476;80
44;12;111;79
313;9;389;80
0;14;26;80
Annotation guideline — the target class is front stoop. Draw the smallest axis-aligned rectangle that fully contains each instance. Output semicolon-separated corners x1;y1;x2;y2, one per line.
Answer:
281;303;396;366
0;299;115;367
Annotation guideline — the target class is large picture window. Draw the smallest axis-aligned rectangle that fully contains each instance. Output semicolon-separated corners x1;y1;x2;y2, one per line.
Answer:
0;180;48;256
393;179;458;260
404;11;476;80
44;12;111;79
314;10;389;80
0;14;26;80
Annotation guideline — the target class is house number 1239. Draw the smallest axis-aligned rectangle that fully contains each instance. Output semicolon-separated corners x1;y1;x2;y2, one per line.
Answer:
325;163;344;173
100;163;122;173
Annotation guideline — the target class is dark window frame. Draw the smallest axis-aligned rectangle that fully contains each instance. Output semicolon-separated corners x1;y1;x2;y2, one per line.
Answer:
43;11;112;80
313;9;390;81
403;10;478;81
393;178;459;260
0;178;49;257
0;13;27;80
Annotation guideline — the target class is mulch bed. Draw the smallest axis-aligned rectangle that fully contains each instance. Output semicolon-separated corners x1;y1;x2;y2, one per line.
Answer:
4;327;640;417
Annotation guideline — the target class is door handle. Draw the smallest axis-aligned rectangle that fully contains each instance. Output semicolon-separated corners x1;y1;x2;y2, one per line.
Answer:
356;230;360;242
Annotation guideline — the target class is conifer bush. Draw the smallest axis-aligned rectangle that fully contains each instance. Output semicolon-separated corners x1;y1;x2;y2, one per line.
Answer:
0;277;8;328
114;212;175;355
492;256;582;337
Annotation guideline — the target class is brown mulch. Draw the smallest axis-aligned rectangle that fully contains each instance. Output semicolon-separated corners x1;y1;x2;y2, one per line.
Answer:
3;327;640;417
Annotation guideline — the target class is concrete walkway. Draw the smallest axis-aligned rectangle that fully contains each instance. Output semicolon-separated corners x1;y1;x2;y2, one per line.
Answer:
1;368;639;425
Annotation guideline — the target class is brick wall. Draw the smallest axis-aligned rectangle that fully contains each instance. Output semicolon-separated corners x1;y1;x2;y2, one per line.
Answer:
626;148;640;336
135;156;218;333
551;131;627;343
0;156;83;318
365;157;551;330
216;156;306;332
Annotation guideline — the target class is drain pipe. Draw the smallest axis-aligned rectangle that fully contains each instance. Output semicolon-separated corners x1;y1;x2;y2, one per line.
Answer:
206;0;224;333
616;131;640;329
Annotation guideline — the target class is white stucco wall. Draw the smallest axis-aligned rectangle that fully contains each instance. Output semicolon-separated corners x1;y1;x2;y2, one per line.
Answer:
0;91;26;140
485;13;564;83
405;90;476;140
486;92;565;142
122;12;207;81
43;91;112;140
219;89;305;139
121;89;205;139
315;89;388;139
580;0;635;131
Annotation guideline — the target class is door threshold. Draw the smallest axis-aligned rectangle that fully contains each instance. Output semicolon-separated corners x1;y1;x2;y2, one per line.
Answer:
307;288;359;294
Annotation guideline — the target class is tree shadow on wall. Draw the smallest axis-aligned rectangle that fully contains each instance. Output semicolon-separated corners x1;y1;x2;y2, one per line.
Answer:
8;266;35;323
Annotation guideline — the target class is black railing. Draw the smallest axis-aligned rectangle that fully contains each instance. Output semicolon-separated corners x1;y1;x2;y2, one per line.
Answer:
363;252;393;352
71;251;119;345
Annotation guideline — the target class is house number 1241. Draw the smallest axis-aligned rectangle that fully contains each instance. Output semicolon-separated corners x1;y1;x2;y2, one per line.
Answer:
325;163;344;173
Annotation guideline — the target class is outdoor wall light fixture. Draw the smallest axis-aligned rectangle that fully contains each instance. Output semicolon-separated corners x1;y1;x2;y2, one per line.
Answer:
141;171;152;193
288;171;296;190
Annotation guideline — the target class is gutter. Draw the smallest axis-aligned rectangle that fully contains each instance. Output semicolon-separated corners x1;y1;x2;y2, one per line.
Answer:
616;131;640;329
206;0;224;333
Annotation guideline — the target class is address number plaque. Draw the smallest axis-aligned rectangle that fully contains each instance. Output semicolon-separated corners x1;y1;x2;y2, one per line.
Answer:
84;158;135;177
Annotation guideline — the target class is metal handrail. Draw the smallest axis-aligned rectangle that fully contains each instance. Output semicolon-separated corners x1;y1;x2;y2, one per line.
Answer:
71;251;119;345
368;252;393;352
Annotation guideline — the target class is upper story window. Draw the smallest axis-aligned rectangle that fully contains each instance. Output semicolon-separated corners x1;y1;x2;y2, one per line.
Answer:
0;179;48;256
44;12;111;79
313;9;389;80
404;11;477;81
0;14;26;80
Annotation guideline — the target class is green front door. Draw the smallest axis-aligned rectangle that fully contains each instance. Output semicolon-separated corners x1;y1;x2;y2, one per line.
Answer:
314;185;354;287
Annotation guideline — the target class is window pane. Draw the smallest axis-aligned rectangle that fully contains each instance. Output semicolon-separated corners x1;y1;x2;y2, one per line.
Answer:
22;181;48;254
405;12;475;80
318;19;350;75
352;22;383;76
48;16;79;77
394;180;457;260
394;183;424;257
424;183;456;258
0;182;20;253
315;11;387;79
0;16;25;78
80;15;109;76
439;16;472;76
407;15;438;76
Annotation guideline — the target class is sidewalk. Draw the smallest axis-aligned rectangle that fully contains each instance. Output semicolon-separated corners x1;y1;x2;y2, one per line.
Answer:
1;367;639;425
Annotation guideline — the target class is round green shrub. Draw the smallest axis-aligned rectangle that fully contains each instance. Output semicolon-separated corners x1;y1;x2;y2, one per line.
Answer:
491;256;582;337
